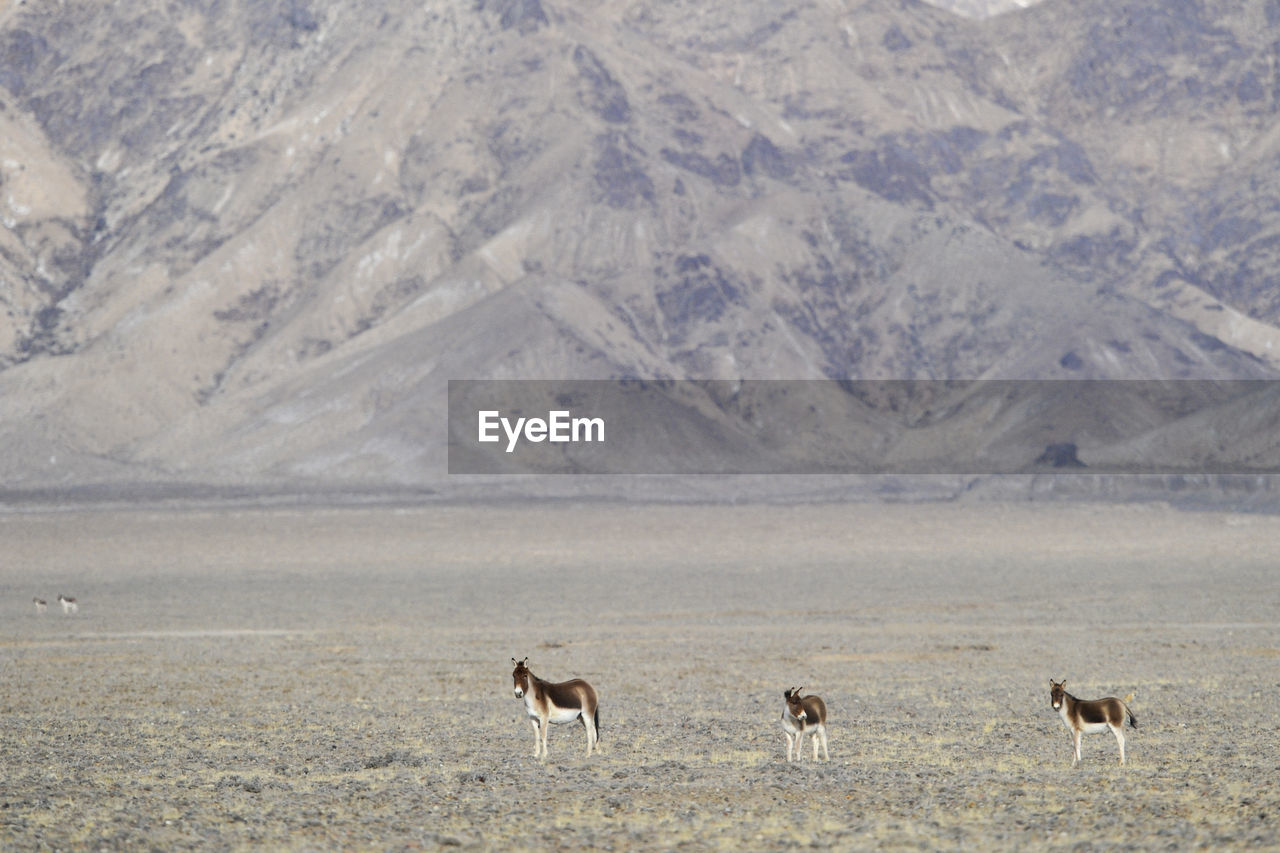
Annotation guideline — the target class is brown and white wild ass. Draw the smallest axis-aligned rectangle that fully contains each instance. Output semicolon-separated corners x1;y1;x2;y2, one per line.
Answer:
58;595;78;615
33;597;47;614
1049;679;1137;766
511;657;600;758
782;687;829;762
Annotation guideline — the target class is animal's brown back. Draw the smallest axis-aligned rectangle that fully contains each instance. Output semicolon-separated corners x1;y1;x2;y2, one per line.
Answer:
801;695;827;726
541;677;597;711
1077;696;1125;726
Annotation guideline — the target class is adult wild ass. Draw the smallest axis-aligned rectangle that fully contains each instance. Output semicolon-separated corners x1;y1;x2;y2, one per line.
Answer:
511;657;600;758
782;687;829;762
1049;679;1137;766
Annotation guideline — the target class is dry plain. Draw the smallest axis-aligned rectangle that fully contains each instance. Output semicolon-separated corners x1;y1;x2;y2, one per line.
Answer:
1;500;1277;851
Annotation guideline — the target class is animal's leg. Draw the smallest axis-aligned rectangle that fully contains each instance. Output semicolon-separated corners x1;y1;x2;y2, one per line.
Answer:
794;730;806;762
784;731;795;762
529;719;542;758
1072;730;1082;766
819;728;830;761
1113;724;1126;765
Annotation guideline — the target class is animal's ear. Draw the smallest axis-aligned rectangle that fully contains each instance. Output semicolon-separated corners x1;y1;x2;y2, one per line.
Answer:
797;686;803;695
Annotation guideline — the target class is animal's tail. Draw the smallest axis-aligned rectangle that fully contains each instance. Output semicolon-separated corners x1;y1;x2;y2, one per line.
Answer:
1122;693;1138;729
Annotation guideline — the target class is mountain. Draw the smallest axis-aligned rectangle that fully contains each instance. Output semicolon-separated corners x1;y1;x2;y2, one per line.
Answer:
922;0;1046;19
1;0;1279;500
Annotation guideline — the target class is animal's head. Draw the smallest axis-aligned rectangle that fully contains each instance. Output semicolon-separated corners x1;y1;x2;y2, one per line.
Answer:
1049;679;1067;710
784;687;807;720
512;657;531;698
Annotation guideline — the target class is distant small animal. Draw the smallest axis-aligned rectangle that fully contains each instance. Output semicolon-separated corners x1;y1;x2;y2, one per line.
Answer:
58;594;78;615
1049;678;1137;766
33;597;47;614
782;686;829;762
511;657;600;758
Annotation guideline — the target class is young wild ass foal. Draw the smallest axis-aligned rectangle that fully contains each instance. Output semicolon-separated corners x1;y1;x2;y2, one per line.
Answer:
1049;679;1137;766
782;687;829;762
511;657;600;759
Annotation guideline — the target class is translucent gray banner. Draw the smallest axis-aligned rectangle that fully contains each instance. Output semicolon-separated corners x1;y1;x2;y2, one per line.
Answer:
447;380;1280;475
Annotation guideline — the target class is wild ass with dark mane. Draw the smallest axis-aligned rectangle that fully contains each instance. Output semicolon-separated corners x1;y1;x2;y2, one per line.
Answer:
511;657;600;758
58;595;78;615
1049;679;1137;766
782;687;829;762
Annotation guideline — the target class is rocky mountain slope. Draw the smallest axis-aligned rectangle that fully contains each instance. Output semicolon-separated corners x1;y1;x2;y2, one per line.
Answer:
1;0;1278;497
923;0;1046;19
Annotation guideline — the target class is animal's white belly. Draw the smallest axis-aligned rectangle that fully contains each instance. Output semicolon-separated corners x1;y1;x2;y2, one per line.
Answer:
545;705;583;725
525;702;582;724
1078;720;1112;735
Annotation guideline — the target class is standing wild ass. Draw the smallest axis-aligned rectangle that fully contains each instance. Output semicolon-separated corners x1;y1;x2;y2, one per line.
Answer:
782;686;829;762
511;657;600;758
1049;679;1137;766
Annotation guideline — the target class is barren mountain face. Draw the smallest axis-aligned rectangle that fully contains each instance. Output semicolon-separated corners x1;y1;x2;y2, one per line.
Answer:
926;0;1046;18
1;0;1278;493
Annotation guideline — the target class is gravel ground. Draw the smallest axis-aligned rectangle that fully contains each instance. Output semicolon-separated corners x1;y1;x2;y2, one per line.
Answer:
1;501;1277;850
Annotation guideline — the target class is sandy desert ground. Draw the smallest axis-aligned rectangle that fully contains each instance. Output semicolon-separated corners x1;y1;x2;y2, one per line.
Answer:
1;500;1277;851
